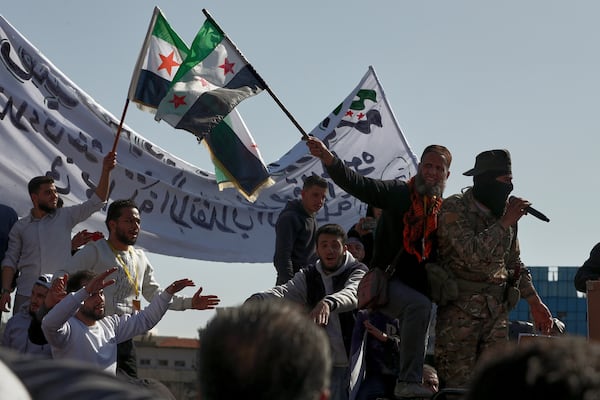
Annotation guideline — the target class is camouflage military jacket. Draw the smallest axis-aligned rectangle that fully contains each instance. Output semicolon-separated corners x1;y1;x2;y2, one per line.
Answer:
437;188;534;295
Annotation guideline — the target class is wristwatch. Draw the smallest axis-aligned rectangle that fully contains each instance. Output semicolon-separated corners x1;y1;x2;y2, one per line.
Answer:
1;288;10;295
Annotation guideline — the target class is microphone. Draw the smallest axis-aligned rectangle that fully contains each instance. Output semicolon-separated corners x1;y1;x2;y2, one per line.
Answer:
510;196;550;222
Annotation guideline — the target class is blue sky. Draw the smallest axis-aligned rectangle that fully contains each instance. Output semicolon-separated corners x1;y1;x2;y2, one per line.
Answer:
3;1;599;337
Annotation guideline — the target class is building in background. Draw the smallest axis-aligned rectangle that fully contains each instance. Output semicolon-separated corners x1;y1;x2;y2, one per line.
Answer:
135;335;199;400
510;266;587;336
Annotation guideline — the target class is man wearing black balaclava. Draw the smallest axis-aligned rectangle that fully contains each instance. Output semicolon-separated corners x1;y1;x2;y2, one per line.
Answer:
472;171;513;218
433;149;553;390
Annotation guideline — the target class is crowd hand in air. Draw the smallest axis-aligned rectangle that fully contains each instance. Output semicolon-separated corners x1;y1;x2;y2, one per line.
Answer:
190;286;221;310
45;274;68;308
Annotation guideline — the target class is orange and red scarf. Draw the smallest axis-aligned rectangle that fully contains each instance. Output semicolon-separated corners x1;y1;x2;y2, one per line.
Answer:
402;177;442;262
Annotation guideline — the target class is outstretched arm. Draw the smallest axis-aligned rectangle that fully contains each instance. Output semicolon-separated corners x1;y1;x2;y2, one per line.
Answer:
115;278;196;343
94;151;117;201
165;279;195;295
310;300;331;326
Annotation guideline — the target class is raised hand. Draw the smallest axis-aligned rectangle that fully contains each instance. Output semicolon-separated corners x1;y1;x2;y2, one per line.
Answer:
71;230;104;251
191;287;220;310
84;267;117;295
306;136;335;166
45;274;68;308
165;279;195;295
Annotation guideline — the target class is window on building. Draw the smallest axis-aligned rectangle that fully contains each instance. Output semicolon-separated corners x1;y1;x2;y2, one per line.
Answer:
158;359;169;367
139;359;151;366
174;360;186;368
548;266;558;282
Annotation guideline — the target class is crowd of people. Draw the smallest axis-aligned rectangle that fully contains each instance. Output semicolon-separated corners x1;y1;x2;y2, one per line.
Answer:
0;139;599;399
0;151;220;398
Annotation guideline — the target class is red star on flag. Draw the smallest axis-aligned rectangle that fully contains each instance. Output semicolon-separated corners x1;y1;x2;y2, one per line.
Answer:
345;110;354;117
157;51;180;76
191;76;210;87
169;94;187;108
357;112;365;119
219;57;236;75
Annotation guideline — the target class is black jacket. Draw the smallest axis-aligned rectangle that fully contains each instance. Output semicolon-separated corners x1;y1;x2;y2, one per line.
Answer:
325;157;430;296
574;242;600;293
273;199;317;285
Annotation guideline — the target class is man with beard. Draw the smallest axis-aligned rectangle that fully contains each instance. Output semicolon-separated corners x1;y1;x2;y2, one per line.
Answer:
434;149;553;389
1;151;116;314
307;137;451;399
54;199;220;377
41;267;193;375
247;224;367;400
2;274;53;357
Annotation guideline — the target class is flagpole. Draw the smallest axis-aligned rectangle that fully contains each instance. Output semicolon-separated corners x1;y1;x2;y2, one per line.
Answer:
111;98;130;153
202;9;309;140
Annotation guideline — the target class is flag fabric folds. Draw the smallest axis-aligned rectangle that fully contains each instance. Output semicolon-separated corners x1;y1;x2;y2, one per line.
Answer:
153;14;270;201
127;7;188;112
154;17;266;136
128;9;272;200
206;109;274;201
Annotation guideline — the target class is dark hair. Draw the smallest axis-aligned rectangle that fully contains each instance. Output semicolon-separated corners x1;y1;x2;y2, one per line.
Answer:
28;176;54;195
198;300;331;400
466;336;600;400
302;175;328;190
421;145;452;168
66;270;96;293
105;199;138;230
316;223;347;244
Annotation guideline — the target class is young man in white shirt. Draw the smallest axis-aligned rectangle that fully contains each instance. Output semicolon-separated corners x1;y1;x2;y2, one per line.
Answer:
42;267;212;375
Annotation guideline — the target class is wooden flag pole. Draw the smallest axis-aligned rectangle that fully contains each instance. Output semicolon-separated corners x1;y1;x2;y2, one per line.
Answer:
202;9;309;140
111;98;130;153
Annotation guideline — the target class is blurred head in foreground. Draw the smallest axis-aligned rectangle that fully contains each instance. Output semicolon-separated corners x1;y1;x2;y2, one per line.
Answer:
198;300;332;400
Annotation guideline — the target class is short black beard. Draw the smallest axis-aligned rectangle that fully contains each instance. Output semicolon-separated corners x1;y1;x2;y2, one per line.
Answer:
414;173;445;198
80;306;104;321
38;203;56;214
115;230;137;246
